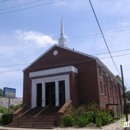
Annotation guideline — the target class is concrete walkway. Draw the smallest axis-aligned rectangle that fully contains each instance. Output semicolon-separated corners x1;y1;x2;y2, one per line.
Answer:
0;115;130;130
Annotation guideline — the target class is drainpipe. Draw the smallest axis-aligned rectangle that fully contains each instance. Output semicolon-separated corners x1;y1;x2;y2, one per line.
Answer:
77;73;81;106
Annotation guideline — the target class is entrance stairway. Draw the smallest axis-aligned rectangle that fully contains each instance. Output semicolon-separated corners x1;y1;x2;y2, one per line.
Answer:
7;106;61;129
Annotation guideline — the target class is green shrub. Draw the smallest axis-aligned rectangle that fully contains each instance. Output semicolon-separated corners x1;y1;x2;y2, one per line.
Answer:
1;113;12;125
101;110;113;125
61;103;114;127
10;103;23;111
96;117;102;127
10;105;15;110
0;106;8;114
110;109;115;119
61;114;74;127
76;116;88;127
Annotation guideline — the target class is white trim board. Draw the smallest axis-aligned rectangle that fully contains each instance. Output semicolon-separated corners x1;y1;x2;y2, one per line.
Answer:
29;66;78;78
31;74;70;108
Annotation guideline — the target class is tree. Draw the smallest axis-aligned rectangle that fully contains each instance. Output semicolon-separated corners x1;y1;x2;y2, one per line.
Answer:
116;75;127;91
126;91;130;101
116;75;122;82
0;88;3;96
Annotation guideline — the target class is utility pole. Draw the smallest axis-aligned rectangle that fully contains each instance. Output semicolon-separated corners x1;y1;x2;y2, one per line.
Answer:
120;65;128;121
6;82;12;113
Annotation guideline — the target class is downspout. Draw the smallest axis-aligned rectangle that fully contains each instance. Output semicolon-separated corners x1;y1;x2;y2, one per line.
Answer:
77;72;81;106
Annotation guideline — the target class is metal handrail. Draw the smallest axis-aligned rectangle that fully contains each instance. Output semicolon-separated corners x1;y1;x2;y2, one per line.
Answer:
17;107;32;127
33;104;50;127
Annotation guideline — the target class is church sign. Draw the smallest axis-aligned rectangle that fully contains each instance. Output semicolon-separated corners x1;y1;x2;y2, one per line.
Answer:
3;87;16;98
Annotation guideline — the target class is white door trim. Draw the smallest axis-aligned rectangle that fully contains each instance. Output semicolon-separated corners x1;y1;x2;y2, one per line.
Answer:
31;74;70;108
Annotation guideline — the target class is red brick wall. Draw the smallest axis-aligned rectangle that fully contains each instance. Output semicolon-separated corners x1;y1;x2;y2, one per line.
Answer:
23;45;123;110
97;62;123;112
23;46;99;106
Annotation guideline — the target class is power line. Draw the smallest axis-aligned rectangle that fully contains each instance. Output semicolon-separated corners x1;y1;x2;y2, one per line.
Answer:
0;49;130;68
0;69;23;73
67;27;130;37
89;0;130;89
93;48;130;55
89;0;120;74
0;53;130;72
0;0;42;11
0;0;9;3
69;28;130;39
0;0;65;15
100;53;130;59
0;28;130;48
0;63;30;67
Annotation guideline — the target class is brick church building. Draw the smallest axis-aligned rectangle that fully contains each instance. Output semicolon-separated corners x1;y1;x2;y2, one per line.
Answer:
22;19;123;118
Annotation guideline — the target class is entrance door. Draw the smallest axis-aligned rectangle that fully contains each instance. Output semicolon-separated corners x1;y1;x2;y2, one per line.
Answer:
45;82;55;106
59;81;65;106
36;83;42;107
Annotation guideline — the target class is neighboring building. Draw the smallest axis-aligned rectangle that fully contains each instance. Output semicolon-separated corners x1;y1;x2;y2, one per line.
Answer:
23;19;123;117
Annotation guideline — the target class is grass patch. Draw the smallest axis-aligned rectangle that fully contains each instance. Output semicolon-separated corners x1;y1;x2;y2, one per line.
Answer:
120;114;125;119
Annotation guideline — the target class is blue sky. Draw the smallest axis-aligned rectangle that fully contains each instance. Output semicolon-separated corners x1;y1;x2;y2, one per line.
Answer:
0;0;130;97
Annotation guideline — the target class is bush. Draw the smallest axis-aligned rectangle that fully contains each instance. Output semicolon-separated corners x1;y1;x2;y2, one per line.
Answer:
1;113;12;125
61;114;74;127
110;109;115;119
0;106;8;114
10;103;23;111
76;116;88;127
96;117;102;127
101;111;113;125
61;103;114;127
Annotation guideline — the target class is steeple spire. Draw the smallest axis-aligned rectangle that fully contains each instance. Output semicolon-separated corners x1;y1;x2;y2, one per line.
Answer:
59;17;67;47
61;17;64;36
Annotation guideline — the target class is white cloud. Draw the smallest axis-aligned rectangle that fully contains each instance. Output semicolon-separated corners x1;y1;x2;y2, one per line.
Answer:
0;30;58;97
15;30;57;48
118;22;129;27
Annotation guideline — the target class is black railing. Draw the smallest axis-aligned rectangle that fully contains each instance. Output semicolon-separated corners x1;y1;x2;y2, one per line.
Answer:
17;107;32;127
33;104;50;127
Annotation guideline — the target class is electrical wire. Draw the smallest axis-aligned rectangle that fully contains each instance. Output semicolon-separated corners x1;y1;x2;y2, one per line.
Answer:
0;0;9;3
0;48;130;68
88;0;130;89
0;63;30;67
89;0;120;74
0;27;130;48
0;0;65;15
0;0;43;11
0;53;130;72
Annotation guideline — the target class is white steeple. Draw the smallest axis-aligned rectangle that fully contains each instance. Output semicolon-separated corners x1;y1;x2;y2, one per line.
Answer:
58;17;67;47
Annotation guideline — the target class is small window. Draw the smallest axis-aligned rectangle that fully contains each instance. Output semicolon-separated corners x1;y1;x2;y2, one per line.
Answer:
100;81;103;94
114;83;116;99
98;66;102;77
115;84;118;99
110;81;113;98
103;75;105;82
109;79;111;86
103;74;107;96
104;84;107;96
